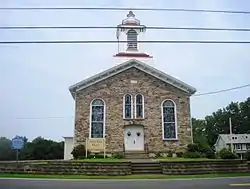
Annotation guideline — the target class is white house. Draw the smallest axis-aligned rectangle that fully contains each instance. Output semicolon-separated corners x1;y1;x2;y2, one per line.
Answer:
214;134;250;154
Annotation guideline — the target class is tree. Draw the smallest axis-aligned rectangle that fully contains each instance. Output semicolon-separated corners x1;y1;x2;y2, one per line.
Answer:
0;136;64;161
192;97;250;147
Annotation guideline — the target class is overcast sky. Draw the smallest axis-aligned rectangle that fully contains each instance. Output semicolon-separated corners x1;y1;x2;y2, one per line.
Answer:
0;0;249;141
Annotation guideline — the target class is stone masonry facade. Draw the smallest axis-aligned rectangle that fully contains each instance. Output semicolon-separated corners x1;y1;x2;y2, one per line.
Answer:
74;67;192;153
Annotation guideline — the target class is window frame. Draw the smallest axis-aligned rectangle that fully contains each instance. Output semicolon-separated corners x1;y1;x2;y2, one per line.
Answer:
161;99;178;140
134;94;144;119
89;98;106;139
123;94;133;119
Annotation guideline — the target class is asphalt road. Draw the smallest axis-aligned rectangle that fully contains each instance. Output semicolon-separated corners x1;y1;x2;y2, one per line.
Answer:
0;177;250;189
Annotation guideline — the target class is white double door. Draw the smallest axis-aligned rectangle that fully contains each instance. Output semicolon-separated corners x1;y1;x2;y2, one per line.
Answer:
124;125;144;151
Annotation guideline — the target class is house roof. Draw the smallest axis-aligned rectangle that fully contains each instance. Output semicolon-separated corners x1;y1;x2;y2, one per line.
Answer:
218;134;250;144
69;59;197;99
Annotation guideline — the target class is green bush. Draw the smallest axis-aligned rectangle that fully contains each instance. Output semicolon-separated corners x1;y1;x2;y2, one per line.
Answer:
186;143;215;159
155;152;162;158
217;148;238;159
244;150;250;161
183;151;202;158
187;144;199;152
112;152;124;159
71;144;89;159
176;151;184;157
167;150;173;157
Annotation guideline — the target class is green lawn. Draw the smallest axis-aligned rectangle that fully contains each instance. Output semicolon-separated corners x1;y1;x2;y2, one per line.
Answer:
157;158;217;162
0;172;250;180
71;158;129;162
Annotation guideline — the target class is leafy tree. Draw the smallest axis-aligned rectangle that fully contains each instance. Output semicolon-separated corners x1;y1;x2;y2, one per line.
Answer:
0;136;64;161
192;97;250;147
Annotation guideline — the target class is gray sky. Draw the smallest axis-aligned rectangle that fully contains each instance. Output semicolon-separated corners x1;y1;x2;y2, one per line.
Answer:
0;0;250;141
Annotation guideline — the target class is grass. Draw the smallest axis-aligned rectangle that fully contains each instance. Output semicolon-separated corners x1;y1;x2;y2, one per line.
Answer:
0;172;250;180
71;158;129;162
157;158;227;162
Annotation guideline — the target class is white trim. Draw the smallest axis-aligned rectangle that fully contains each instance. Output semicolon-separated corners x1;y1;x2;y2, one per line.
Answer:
123;94;133;119
189;98;193;143
134;94;145;119
161;99;178;140
69;59;196;99
89;98;106;139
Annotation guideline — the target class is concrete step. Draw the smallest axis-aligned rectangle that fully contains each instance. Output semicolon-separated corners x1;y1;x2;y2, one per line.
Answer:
132;169;162;174
124;151;149;159
131;162;162;174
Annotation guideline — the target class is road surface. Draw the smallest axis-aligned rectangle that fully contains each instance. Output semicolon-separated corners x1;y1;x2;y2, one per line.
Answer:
0;177;250;189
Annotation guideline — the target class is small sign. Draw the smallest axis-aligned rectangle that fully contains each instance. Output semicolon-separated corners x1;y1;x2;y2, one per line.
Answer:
86;138;105;152
11;136;24;150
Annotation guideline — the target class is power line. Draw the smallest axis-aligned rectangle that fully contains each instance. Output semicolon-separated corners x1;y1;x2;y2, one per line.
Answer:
0;7;249;14
3;83;250;120
1;40;250;44
1;26;250;32
193;84;250;97
15;116;73;120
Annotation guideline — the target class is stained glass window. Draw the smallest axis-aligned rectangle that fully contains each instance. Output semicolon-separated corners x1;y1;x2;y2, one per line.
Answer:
135;94;144;118
162;100;177;139
90;99;105;138
124;94;132;119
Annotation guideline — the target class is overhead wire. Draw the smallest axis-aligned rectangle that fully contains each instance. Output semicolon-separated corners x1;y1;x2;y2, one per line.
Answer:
4;83;250;120
1;40;250;44
1;26;250;32
193;84;250;97
0;7;249;15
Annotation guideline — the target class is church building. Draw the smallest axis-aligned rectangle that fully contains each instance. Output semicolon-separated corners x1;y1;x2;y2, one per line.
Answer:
63;11;196;160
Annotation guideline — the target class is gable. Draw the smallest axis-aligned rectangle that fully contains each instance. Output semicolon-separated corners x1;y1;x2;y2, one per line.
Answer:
69;59;196;99
219;134;250;144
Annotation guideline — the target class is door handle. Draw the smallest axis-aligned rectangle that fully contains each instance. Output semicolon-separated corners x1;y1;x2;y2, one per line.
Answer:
134;140;135;144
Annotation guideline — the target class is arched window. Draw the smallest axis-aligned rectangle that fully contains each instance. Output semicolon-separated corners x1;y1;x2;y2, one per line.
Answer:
123;94;133;119
135;94;144;118
90;99;105;138
162;100;177;140
127;29;138;51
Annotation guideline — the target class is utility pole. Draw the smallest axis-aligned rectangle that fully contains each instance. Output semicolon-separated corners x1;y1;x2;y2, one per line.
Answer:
229;117;233;152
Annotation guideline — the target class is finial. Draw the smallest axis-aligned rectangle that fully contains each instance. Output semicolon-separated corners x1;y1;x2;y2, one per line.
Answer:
127;11;135;18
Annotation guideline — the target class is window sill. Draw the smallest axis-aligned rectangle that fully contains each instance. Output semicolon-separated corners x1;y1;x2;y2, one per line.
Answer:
163;138;178;141
123;118;145;121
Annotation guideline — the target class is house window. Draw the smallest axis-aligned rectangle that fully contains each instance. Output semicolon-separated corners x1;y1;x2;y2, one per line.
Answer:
162;100;177;140
247;144;250;150
135;94;144;118
90;99;105;138
123;94;133;119
235;144;242;150
127;29;138;51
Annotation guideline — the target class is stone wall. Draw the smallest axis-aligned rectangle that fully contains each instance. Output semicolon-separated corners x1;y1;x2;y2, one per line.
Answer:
161;160;249;175
75;67;192;153
0;160;249;176
0;161;131;176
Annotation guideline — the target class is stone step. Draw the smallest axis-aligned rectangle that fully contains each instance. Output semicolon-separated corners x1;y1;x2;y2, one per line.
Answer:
124;151;149;159
131;162;162;174
132;169;162;174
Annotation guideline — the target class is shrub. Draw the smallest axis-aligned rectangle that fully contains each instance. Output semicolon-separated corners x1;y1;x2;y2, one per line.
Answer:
155;152;162;158
244;150;250;161
112;152;124;159
217;148;238;159
187;144;199;152
183;151;202;158
167;150;173;157
176;151;184;158
186;143;215;159
71;144;89;159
